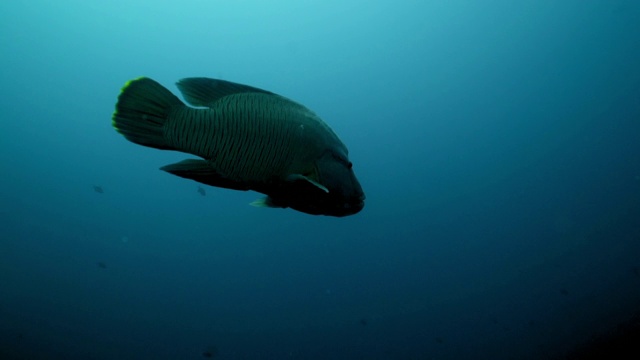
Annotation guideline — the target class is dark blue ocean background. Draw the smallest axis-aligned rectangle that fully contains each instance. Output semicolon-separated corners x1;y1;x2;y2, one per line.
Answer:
1;1;639;359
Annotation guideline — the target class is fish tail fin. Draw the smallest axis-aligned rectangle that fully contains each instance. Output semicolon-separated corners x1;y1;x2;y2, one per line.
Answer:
112;77;184;150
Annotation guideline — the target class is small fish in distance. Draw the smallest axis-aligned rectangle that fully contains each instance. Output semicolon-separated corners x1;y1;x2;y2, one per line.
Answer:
197;186;206;196
93;185;104;193
112;77;365;216
202;346;218;358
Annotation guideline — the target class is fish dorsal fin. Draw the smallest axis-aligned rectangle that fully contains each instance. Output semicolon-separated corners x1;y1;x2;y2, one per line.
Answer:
176;77;274;107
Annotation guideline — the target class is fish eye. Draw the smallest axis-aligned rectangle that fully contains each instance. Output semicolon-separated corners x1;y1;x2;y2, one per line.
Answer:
327;151;353;169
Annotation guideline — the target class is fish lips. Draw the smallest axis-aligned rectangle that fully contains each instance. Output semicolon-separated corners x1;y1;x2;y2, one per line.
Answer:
341;197;365;216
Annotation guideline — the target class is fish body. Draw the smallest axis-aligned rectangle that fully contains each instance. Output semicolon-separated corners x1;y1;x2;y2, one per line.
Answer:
112;77;364;216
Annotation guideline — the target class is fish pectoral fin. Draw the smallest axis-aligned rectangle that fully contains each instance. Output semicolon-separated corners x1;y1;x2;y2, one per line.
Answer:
176;78;274;107
286;174;329;193
250;196;283;208
160;159;250;191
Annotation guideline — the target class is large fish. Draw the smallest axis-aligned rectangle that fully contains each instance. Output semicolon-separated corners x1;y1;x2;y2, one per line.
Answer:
112;77;365;216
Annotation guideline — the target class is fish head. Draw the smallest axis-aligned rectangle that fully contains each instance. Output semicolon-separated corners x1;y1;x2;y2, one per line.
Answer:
280;150;364;216
313;150;365;215
263;149;365;217
252;151;365;217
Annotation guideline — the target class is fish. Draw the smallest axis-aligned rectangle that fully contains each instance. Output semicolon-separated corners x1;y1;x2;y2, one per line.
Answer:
202;346;218;358
112;77;365;216
197;186;206;196
93;185;104;193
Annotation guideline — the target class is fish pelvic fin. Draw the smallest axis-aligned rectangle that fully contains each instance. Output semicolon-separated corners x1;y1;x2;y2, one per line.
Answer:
250;196;283;208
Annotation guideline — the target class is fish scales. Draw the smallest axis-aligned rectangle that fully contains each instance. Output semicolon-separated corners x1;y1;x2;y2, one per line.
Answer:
164;94;300;183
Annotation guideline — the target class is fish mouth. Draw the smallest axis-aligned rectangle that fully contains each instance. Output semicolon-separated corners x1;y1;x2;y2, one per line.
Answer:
343;195;365;215
351;201;365;214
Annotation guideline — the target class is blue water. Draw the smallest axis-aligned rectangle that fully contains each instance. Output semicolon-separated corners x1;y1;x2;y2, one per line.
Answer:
1;1;639;359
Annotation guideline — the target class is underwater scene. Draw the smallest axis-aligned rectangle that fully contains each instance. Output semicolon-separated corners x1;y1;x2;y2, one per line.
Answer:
1;1;639;359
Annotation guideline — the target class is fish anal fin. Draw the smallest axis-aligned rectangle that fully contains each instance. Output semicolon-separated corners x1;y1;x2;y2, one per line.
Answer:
161;159;249;191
